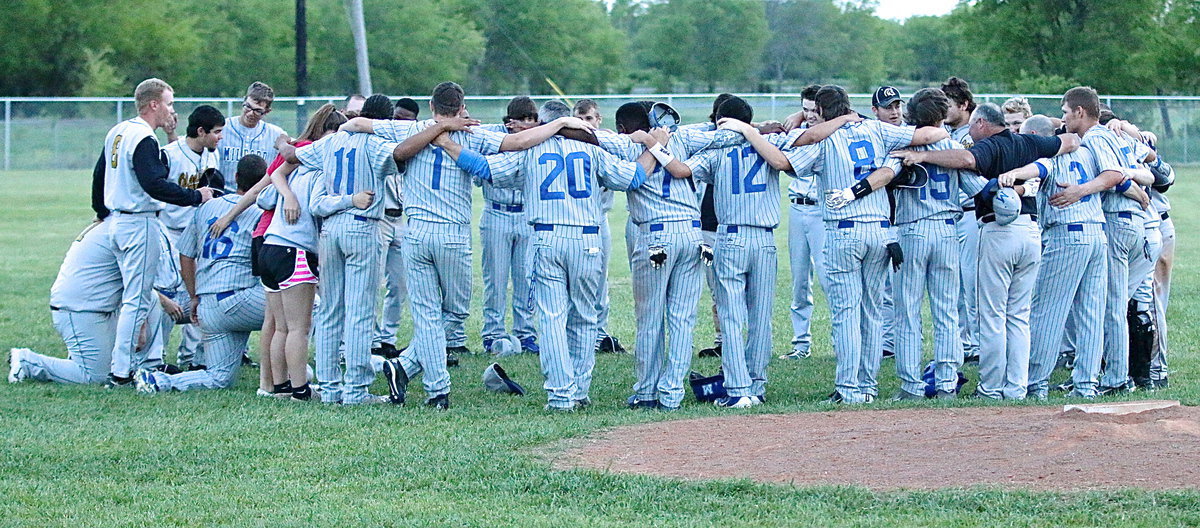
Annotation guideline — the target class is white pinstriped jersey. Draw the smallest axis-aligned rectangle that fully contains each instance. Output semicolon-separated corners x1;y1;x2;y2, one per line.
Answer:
49;220;122;312
595;127;744;224
102;117;160;213
948;123;975;208
178;195;263;295
153;224;183;291
374;119;507;224
295;131;399;221
686;133;795;228
884;138;987;224
786;119;916;222
484;136;643;227
1032;147;1106;228
1083;125;1142;216
477;123;523;206
256;166;323;253
217;118;285;192
160;140;219;230
1118;132;1160;228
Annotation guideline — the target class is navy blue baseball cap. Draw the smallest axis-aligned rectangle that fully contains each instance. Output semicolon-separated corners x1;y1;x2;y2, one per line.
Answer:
873;86;903;107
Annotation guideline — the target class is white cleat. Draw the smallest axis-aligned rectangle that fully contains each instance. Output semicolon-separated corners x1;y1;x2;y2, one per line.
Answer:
8;348;28;383
713;396;758;408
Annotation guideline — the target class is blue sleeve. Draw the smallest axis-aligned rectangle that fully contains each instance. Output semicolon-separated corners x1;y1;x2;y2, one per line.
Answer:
1115;179;1132;193
455;148;492;182
626;164;648;191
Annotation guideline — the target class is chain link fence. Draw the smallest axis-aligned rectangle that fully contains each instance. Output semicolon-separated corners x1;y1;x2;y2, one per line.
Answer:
2;94;1195;171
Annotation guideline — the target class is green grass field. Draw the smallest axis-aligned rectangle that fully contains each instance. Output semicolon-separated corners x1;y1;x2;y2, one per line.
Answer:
1;169;1197;527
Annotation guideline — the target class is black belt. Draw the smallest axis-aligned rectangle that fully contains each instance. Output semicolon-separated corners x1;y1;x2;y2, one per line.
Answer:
980;213;1037;224
49;305;60;311
113;210;158;216
791;196;818;206
720;225;773;233
962;206;975;212
385;208;403;218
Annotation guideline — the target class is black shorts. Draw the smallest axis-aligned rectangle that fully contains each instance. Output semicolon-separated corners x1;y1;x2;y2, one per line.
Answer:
259;244;320;291
250;236;265;276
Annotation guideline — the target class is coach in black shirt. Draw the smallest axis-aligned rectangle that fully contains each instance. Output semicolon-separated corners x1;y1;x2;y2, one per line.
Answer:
891;103;1079;221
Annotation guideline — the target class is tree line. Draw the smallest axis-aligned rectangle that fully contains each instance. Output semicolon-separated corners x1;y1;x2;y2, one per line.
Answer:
2;0;1196;97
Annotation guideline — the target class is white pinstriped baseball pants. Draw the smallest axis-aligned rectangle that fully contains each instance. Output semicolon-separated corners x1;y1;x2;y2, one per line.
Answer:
150;286;266;391
894;218;961;395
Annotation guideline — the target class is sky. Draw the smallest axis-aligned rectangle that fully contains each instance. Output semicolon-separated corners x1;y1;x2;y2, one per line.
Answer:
873;0;958;21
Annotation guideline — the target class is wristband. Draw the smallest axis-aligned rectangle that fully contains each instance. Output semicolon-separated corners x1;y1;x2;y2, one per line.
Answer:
648;143;675;167
850;179;873;199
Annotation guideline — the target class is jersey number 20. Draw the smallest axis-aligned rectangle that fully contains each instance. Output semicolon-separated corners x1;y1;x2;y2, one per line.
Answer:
539;152;592;200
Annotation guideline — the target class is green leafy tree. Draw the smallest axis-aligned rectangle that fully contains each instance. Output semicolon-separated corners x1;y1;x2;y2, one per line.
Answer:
635;0;768;92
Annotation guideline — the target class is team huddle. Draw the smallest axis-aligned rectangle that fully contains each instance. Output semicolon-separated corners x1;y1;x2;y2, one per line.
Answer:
7;75;1177;410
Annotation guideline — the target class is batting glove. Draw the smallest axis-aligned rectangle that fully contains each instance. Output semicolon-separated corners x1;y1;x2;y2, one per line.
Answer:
699;243;714;267
886;241;904;272
825;188;856;210
649;246;667;269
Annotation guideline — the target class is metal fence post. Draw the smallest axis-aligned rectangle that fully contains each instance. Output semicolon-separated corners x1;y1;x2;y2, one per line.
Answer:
296;99;306;135
771;93;777;120
4;100;9;172
117;100;123;122
227;100;234;120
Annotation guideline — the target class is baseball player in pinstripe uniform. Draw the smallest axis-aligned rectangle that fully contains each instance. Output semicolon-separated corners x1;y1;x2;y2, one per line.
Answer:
217;82;287;193
1146;145;1175;389
1006;110;1151;399
135;157;265;393
438;100;649;411
941;77;981;362
1047;87;1154;397
781;85;829;361
476;97;539;355
373;98;420;357
787;85;947;404
682;97;805;408
159;105;224;369
871;86;906;360
10;220;121;384
90;78;216;387
357;84;593;409
595;101;741;409
876;88;987;400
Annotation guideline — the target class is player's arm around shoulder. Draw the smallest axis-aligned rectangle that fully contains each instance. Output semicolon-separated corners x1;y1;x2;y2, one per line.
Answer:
592;143;648;192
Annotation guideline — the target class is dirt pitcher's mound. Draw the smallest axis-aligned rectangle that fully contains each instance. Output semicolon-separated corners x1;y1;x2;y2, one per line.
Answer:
553;403;1200;490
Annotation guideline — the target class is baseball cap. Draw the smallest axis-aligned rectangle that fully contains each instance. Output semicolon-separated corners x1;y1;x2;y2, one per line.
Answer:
872;86;902;108
992;187;1021;225
648;102;681;131
482;363;526;395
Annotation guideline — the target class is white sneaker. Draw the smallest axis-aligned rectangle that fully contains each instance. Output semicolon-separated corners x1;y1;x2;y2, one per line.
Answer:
8;348;28;383
714;396;757;408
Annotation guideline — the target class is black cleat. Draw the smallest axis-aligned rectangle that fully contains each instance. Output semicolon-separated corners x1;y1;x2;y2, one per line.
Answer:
698;343;722;358
446;346;468;368
595;334;625;354
425;393;450;410
155;363;183;375
1097;384;1134;397
187;363;207;371
1154;378;1169;390
372;342;401;359
1052;381;1073;393
574;398;592;409
104;374;133;389
382;358;409;405
935;389;957;400
241;352;258;368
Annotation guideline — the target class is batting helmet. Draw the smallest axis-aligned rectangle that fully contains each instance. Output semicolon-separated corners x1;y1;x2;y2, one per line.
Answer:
648;102;681;131
892;162;930;189
992;187;1021;225
198;168;226;195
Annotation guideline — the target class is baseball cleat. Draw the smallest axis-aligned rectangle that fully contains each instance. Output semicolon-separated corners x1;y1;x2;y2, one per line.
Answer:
713;396;757;408
134;369;160;394
481;338;495;353
445;346;467;367
342;395;391;405
1153;378;1169;390
520;336;540;355
382;358;408;405
627;396;658;410
891;389;924;401
1051;381;1073;393
1097;384;1134;397
425;393;450;410
863;394;875;403
881;349;895;360
255;388;277;398
935;389;957;400
8;348;27;383
371;342;401;359
1065;389;1096;400
241;352;258;368
779;349;811;360
698;343;722;358
104;374;134;389
574;398;592;409
544;402;577;413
